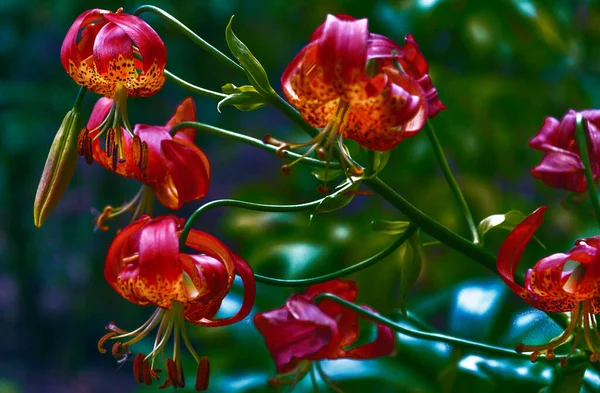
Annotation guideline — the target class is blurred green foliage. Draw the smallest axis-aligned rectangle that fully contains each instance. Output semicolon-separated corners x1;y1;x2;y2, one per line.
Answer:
4;0;600;392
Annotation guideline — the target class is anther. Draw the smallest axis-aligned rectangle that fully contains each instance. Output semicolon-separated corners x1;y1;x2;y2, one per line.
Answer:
530;351;539;363
515;343;525;354
560;357;569;368
166;358;181;388
140;141;149;171
544;349;555;360
77;128;88;156
106;321;127;335
133;135;142;167
349;166;364;176
275;144;289;157
97;331;116;354
195;357;210;392
590;352;600;362
106;128;115;158
111;342;129;359
95;206;113;232
133;353;145;384
111;143;118;171
281;165;292;176
317;148;326;160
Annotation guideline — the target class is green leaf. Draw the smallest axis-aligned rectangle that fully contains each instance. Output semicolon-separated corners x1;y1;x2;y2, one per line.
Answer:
543;364;586;393
310;178;362;221
477;211;545;248
225;16;275;97
371;151;391;176
33;109;81;227
372;219;411;235
311;168;344;182
398;230;423;315
218;83;269;112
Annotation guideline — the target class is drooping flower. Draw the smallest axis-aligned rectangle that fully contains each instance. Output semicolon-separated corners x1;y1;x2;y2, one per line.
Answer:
497;206;600;365
254;279;394;388
529;110;600;192
99;215;256;391
81;97;210;229
61;8;167;170
267;14;444;178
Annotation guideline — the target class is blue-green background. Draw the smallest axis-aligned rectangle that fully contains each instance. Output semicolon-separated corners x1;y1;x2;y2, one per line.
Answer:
3;0;600;392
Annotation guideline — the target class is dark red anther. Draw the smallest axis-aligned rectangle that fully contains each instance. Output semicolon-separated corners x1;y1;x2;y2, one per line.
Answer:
317;184;330;194
106;128;115;158
281;165;292;176
133;354;145;384
97;331;116;354
195;356;210;392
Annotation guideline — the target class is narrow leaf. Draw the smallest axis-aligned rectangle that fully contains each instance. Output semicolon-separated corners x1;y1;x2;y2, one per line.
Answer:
398;230;423;315
217;84;268;112
225;16;275;97
372;220;411;235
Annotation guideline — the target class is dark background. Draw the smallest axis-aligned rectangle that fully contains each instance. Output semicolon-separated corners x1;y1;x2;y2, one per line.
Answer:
3;0;600;392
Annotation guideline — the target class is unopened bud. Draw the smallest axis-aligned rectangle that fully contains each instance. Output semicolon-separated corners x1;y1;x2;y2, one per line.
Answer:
34;109;82;227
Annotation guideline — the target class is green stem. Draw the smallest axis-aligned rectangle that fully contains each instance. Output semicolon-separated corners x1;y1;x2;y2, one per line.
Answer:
179;198;325;248
73;86;87;109
164;70;227;100
255;224;418;287
575;113;600;230
315;293;558;362
426;120;480;244
133;5;244;74
170;122;340;169
363;176;495;272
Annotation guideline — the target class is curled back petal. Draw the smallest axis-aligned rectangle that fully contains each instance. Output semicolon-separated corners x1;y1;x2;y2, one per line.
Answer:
185;230;235;279
158;138;210;210
530;150;585;192
165;97;197;143
60;9;108;70
180;254;230;321
528;253;571;298
529;117;561;150
104;215;151;305
497;206;547;301
92;23;134;78
130;215;185;307
103;13;166;74
317;15;368;87
343;305;395;359
190;254;256;327
254;300;337;374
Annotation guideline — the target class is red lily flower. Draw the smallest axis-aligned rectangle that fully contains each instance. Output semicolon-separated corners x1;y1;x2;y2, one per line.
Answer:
61;8;166;98
497;206;600;365
62;8;167;171
254;279;394;385
529;110;600;192
272;14;443;169
99;215;256;391
82;97;209;228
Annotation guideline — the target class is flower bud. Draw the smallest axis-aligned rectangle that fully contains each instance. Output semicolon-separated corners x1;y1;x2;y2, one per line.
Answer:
33;109;81;227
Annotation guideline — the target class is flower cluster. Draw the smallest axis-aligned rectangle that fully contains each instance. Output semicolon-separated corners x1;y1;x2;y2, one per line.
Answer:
34;9;420;392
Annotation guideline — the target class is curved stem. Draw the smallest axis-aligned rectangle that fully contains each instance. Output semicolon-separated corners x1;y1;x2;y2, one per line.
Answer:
315;293;551;362
363;176;495;272
170;122;340;169
73;86;87;109
425;120;480;244
133;5;244;74
575;113;600;230
255;224;418;287
180;198;325;248
164;70;227;100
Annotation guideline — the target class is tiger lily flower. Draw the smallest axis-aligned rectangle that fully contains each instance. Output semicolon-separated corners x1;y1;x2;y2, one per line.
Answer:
81;97;209;229
61;8;166;170
268;14;443;177
497;206;600;365
529;109;600;192
99;215;256;391
254;279;394;388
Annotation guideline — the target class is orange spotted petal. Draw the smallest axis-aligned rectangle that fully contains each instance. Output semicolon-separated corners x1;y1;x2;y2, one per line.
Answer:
92;23;134;79
61;9;110;70
116;215;185;308
343;67;427;151
165;97;197;143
